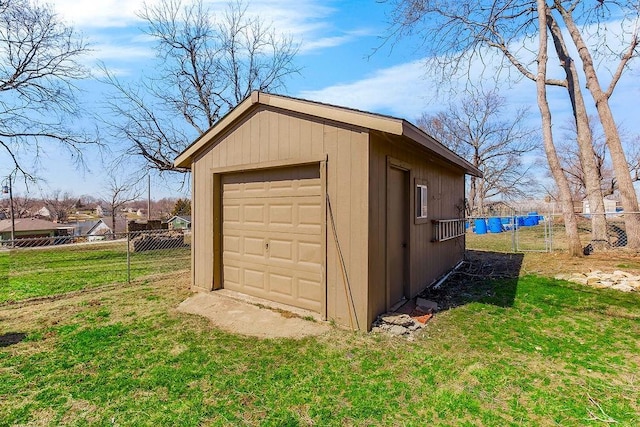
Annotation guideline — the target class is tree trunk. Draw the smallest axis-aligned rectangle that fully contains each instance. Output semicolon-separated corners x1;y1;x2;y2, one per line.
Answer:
537;2;582;256
112;212;117;240
547;15;608;248
559;6;640;249
469;176;478;217
477;178;485;216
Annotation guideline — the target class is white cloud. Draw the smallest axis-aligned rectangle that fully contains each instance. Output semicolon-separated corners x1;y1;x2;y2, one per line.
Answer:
91;42;154;62
299;28;374;54
296;18;640;132
50;0;366;53
50;0;159;28
298;60;436;119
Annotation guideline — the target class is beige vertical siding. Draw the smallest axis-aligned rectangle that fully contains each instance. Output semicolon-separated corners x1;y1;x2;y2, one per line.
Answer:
191;106;369;328
190;104;466;331
368;132;466;327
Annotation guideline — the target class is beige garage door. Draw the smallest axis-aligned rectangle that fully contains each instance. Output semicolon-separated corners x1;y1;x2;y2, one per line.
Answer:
222;164;323;312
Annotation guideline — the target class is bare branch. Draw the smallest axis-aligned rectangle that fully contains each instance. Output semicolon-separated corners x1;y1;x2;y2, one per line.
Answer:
0;0;96;180
417;87;538;215
101;0;300;173
606;31;638;98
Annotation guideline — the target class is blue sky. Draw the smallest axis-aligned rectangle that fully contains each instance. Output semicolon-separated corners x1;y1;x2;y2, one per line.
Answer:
5;0;640;200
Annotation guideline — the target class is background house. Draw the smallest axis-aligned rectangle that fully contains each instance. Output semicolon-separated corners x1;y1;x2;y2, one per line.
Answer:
35;206;51;219
0;218;62;241
166;215;191;230
66;220;115;241
174;92;481;331
95;205;112;217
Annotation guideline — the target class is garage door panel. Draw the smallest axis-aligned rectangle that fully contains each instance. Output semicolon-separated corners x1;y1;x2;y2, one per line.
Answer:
269;273;294;296
268;239;293;261
243;204;265;224
267;267;322;311
298;203;321;222
243;268;266;290
222;165;323;313
243;236;265;257
223;205;240;223
223;265;240;286
223;235;240;254
223;182;242;196
298;241;322;265
298;278;322;305
268;204;293;225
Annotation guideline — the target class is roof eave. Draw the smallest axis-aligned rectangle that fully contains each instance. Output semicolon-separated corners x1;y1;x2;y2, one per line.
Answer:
174;91;406;169
174;91;482;179
401;121;483;177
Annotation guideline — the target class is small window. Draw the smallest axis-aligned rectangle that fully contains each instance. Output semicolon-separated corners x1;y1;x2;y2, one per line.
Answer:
416;184;428;219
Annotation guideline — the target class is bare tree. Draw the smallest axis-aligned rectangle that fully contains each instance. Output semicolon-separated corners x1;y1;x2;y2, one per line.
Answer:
627;137;640;184
552;1;640;247
11;195;36;218
417;89;538;216
558;117;640;201
151;197;178;219
545;11;608;245
0;0;96;180
385;0;640;251
44;190;75;223
1;193;34;218
534;0;582;256
101;0;300;172
101;177;142;236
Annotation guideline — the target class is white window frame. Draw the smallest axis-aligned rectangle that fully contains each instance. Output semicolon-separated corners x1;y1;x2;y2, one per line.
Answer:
416;183;428;221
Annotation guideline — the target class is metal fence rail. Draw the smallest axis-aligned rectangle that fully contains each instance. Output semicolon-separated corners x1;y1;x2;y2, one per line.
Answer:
126;229;191;282
0;230;190;296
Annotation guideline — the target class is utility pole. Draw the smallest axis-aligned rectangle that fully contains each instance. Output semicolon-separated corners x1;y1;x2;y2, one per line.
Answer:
147;174;151;220
2;172;16;246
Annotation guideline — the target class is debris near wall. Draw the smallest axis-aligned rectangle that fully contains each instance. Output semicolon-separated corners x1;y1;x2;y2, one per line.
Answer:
130;232;186;252
556;270;640;293
127;220;167;232
371;298;437;339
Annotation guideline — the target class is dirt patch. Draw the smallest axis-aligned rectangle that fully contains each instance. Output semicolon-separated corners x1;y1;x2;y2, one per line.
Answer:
418;250;522;311
520;249;640;277
177;292;330;339
0;272;192;339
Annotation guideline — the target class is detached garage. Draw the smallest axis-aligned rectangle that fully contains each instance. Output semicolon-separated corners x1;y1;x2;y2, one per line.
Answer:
174;92;481;331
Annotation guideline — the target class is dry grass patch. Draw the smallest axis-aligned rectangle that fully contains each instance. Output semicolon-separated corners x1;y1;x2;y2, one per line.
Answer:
1;250;639;425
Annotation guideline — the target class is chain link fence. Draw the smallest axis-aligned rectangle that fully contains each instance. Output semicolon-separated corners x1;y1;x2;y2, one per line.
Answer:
466;212;636;253
0;229;190;301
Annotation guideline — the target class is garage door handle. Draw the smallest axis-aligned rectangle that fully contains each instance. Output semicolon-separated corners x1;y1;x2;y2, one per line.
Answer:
265;242;269;249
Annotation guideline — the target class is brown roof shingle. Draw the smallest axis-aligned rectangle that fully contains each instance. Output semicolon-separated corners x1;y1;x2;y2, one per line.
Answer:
0;218;60;233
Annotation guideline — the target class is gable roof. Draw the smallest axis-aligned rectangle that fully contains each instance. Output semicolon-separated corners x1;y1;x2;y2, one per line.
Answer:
100;217;128;234
174;91;482;177
0;218;59;233
166;215;191;224
67;220;101;235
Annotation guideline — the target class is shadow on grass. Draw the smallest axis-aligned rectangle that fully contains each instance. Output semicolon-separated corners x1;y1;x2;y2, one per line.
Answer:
0;332;26;347
419;250;523;311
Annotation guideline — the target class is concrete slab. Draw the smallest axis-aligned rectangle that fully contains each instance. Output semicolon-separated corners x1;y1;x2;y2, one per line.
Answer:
177;292;330;339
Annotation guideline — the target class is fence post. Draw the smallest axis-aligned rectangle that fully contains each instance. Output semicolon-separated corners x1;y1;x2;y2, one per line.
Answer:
511;215;516;252
127;232;131;284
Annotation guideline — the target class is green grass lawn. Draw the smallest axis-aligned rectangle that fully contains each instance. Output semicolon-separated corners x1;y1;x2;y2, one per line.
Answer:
1;268;638;426
1;235;639;425
0;242;189;303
